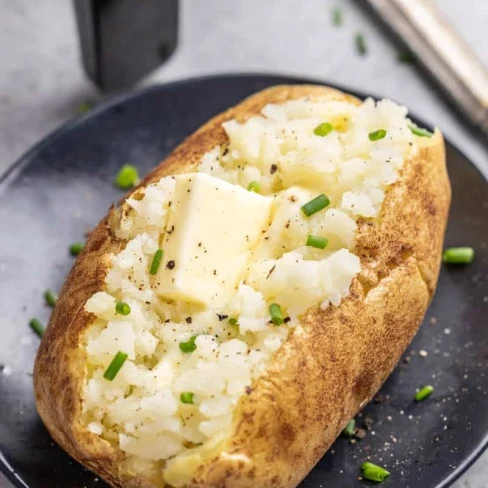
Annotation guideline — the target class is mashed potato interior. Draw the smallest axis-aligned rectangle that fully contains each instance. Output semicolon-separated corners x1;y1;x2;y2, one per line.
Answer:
82;97;419;476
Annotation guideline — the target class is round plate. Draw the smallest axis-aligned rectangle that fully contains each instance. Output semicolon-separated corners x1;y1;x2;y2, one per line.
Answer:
0;74;487;488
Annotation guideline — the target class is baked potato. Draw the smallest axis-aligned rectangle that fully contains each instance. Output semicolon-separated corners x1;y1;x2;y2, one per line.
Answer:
34;84;450;488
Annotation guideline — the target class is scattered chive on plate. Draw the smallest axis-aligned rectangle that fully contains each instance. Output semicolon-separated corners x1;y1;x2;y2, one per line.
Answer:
415;385;434;402
361;461;390;482
29;318;45;338
332;7;342;26
69;242;85;256
44;289;58;307
343;419;356;437
355;33;367;55
442;247;474;264
114;164;140;189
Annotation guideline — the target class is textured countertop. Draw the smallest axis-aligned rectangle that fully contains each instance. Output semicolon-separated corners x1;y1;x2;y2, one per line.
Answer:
0;1;486;487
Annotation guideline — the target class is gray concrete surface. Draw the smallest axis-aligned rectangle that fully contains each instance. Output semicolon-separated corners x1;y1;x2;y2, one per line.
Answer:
0;0;486;487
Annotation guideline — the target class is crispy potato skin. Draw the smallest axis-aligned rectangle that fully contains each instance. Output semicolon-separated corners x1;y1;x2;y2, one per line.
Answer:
34;85;450;488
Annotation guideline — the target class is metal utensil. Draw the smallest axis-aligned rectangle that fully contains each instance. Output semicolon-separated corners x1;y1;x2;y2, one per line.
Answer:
362;0;488;137
73;0;178;91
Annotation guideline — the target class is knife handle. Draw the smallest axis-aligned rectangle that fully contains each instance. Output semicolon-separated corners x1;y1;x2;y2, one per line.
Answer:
73;0;179;91
363;0;488;135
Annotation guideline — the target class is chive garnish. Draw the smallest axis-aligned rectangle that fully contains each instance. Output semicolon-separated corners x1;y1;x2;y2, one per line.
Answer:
114;164;140;189
69;242;85;256
306;235;329;250
180;392;194;404
442;247;474;264
332;7;342;26
103;351;128;381
355;33;367;55
343;419;356;437
313;122;334;137
301;194;330;217
269;303;284;326
29;318;45;338
369;129;387;141
77;101;94;114
409;124;432;138
398;50;416;63
149;249;164;275
179;336;197;353
228;317;239;326
247;181;261;193
115;301;131;315
415;385;434;402
361;462;390;482
44;289;58;307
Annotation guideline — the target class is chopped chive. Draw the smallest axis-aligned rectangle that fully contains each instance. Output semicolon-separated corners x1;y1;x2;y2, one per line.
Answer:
149;249;164;275
301;194;330;217
228;317;239;326
409;124;432;138
29;318;45;338
306;234;329;250
103;351;128;381
442;247;474;264
343;419;356;437
355;33;367;55
398;50;416;63
77;101;94;114
247;181;261;193
44;289;58;307
114;164;140;189
415;385;434;402
361;462;390;482
369;129;387;141
69;242;85;256
313;122;334;137
180;392;194;404
115;301;131;315
269;303;284;326
332;7;342;26
179;336;197;353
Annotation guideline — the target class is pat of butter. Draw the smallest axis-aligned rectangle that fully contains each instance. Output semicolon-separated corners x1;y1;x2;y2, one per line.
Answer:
155;173;272;306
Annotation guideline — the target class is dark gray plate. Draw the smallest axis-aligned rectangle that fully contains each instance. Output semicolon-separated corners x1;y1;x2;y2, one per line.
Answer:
0;74;487;488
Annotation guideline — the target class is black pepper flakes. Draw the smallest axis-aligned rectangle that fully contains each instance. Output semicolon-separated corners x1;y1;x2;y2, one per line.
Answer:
270;164;278;174
217;314;228;321
245;386;253;395
167;260;176;270
213;269;217;276
185;317;192;324
266;265;276;280
284;317;291;324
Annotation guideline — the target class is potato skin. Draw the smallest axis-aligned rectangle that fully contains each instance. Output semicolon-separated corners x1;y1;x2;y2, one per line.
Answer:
34;85;451;488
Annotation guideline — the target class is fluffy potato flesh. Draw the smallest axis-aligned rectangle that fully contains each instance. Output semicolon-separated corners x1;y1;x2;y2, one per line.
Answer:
34;85;450;488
